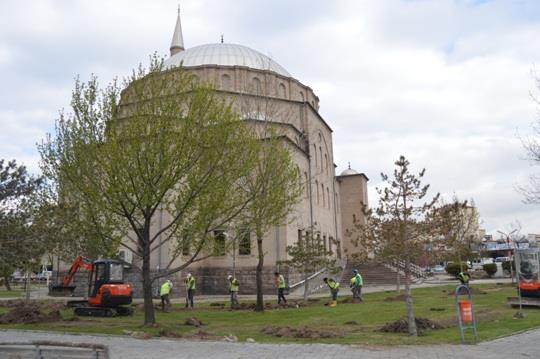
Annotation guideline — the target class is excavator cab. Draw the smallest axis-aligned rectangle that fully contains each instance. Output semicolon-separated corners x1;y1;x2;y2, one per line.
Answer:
50;256;133;316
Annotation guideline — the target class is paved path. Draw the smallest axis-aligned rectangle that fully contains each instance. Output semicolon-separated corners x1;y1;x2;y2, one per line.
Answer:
0;328;538;359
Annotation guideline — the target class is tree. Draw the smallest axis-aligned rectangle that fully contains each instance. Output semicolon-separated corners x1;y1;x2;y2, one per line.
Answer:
0;160;43;290
432;197;480;270
39;58;263;325
281;228;338;301
233;127;303;312
349;156;439;336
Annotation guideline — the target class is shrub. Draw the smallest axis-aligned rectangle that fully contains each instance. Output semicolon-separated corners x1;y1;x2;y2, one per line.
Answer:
445;262;467;277
483;263;497;277
502;261;515;274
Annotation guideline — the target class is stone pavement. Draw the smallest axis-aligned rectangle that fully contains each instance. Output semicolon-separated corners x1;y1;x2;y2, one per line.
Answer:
0;328;538;359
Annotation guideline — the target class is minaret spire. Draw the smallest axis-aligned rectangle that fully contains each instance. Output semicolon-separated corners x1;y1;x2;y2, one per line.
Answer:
170;4;185;56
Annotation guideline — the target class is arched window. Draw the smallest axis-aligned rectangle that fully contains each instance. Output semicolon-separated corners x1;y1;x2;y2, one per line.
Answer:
278;83;286;98
315;180;319;204
299;92;305;102
321;183;325;207
324;154;328;174
319;147;323;171
304;172;309;198
327;187;330;209
221;74;231;90
335;193;339;213
313;144;317;168
252;77;262;95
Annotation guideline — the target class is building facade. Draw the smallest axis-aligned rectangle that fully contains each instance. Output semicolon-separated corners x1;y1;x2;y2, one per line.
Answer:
118;12;369;296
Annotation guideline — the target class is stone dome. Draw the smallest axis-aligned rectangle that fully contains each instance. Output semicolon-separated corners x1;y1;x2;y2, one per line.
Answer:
340;166;359;176
164;43;291;78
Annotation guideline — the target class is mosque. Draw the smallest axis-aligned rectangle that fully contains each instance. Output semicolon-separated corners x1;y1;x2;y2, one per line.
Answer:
119;11;370;295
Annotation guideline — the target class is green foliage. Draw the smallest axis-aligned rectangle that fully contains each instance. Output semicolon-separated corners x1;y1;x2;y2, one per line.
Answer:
483;263;498;277
444;262;467;277
502;261;515;273
0;159;44;288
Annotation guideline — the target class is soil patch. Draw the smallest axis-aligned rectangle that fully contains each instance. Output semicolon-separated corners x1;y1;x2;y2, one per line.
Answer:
344;320;359;325
209;302;225;308
184;330;219;340
379;317;444;333
261;325;341;339
185;317;203;327
159;329;182;338
429;307;446;312
339;297;363;304
383;294;407;302
0;303;62;324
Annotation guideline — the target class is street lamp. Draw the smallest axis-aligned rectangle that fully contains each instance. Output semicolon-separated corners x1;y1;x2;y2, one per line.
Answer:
497;229;517;283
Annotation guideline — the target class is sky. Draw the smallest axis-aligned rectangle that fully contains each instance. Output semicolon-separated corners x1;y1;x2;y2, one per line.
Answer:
2;0;540;238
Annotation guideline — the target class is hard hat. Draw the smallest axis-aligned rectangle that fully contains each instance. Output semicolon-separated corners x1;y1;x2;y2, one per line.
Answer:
187;273;192;277
353;269;358;273
323;277;328;282
227;275;232;279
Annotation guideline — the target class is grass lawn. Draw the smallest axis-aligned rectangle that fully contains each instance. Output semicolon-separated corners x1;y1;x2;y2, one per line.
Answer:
1;282;539;345
0;289;21;298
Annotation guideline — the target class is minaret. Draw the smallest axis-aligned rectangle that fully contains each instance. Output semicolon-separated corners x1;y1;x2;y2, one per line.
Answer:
170;5;185;56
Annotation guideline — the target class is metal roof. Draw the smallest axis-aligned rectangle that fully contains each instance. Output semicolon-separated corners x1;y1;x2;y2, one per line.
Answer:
164;43;291;77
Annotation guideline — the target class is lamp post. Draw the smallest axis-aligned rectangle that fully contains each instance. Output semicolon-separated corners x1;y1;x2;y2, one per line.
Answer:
497;229;517;283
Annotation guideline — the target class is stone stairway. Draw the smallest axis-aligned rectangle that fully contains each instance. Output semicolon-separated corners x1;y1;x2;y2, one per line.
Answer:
345;261;401;286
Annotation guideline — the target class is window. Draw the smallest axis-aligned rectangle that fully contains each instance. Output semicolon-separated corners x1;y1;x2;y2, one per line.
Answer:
213;230;226;256
297;229;303;245
325;154;328;174
319;147;323;171
278;83;286;98
321;183;325;207
221;74;231;90
109;263;123;281
299;92;305;102
313;144;317;167
239;229;251;255
315;180;319;204
182;238;190;256
252;77;262;94
304;172;309;198
327;187;330;209
329;236;334;255
317;233;321;254
323;235;327;252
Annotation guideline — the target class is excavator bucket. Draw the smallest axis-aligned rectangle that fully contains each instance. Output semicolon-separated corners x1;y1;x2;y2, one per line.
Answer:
48;284;76;297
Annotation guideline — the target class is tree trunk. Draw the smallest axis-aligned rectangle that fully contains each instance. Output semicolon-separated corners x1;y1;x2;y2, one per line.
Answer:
3;275;11;291
25;272;30;302
142;228;156;326
255;234;264;312
404;260;417;336
303;271;309;301
396;270;401;294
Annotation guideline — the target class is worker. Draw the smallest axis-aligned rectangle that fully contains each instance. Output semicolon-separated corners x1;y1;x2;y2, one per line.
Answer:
184;273;196;309
160;279;173;312
274;272;287;304
350;269;364;301
323;277;340;307
228;275;240;309
458;271;471;286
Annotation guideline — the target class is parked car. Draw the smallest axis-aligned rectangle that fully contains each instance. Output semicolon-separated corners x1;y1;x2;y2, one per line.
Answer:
432;265;445;274
36;271;52;281
494;256;511;262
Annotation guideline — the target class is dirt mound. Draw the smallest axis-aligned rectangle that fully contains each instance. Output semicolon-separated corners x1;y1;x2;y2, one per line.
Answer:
184;330;219;340
339;297;363;304
448;287;487;295
261;326;339;339
0;303;62;324
210;302;225;308
379;317;444;333
185;317;203;327
383;294;407;302
159;329;182;338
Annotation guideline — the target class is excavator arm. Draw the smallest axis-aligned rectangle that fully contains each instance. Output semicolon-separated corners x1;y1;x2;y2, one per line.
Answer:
62;255;93;286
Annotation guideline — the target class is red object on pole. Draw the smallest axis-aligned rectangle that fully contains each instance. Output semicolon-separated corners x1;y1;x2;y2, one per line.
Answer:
459;300;473;323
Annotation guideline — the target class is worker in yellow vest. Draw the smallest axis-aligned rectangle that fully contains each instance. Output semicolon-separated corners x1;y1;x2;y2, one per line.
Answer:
323;277;340;307
184;273;196;309
228;275;240;309
274;272;287;304
160;279;173;312
350;269;363;302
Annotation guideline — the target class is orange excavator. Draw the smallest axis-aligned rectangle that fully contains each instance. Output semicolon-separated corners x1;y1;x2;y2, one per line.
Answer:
50;256;133;316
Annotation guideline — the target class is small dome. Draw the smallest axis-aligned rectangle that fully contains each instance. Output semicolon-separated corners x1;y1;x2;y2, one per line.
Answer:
164;43;291;77
340;168;359;176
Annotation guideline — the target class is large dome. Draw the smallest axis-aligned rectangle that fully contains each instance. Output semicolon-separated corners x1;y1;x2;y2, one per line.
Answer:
164;43;291;78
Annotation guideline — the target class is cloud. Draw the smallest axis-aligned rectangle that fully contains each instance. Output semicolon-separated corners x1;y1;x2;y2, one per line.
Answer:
2;0;540;236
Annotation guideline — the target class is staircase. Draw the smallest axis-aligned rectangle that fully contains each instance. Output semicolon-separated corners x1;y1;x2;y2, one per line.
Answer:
345;261;401;286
